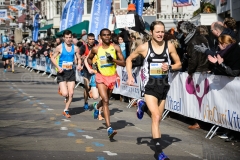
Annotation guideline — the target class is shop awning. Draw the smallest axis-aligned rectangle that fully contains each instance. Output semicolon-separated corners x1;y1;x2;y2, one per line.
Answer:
18;14;26;23
55;20;89;38
39;24;53;31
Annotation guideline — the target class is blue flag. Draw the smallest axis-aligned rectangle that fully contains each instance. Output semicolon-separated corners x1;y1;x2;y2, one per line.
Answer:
132;0;144;16
89;0;112;39
65;0;83;29
32;13;39;41
60;0;71;31
75;0;84;24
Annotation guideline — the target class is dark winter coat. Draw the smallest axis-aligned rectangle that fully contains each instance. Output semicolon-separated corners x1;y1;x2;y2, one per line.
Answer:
186;31;212;75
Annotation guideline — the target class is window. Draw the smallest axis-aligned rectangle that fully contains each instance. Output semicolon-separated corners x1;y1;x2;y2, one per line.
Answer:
10;0;16;5
87;0;93;14
56;1;61;15
0;0;5;6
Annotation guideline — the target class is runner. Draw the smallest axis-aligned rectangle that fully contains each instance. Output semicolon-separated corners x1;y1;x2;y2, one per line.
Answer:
87;28;125;139
126;21;181;160
2;43;9;72
79;33;95;110
51;30;82;118
8;41;15;73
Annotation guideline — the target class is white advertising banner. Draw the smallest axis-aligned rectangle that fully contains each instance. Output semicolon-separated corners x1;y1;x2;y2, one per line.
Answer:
116;66;142;99
116;14;135;29
39;57;46;71
28;56;32;68
165;72;240;132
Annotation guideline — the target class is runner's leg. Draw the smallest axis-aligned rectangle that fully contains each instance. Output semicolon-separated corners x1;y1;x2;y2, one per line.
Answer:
66;81;75;111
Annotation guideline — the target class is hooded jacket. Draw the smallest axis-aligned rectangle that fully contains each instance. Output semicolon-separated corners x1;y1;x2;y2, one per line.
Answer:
186;30;212;75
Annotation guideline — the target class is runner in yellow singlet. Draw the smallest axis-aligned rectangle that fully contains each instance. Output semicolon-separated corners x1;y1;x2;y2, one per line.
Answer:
87;28;125;140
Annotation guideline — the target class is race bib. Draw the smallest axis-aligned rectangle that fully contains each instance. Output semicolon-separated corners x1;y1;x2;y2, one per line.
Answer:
150;63;167;76
99;56;113;68
62;61;73;70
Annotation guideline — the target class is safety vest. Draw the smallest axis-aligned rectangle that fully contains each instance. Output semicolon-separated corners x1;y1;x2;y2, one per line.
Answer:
96;44;117;76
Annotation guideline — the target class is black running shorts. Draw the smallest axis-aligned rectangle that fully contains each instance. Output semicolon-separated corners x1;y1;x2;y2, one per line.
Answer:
57;69;76;84
144;77;170;100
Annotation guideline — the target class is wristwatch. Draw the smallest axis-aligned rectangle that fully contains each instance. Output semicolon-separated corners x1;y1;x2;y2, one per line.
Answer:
168;65;173;72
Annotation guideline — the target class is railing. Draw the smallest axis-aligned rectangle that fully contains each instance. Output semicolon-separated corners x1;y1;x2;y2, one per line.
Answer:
156;12;193;20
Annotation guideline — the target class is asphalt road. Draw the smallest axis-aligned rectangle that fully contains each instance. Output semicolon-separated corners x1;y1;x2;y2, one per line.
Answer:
0;62;239;160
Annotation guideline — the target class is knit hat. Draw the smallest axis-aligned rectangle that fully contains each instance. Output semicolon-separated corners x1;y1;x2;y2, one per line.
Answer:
180;21;197;44
127;4;136;11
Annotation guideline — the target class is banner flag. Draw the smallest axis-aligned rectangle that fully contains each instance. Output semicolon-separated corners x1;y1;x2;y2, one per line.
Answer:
132;0;144;16
32;13;39;42
89;0;112;39
60;0;71;31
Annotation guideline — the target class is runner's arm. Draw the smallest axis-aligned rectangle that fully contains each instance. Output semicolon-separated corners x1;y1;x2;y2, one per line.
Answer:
113;44;125;67
50;45;61;70
168;41;181;71
87;46;97;65
75;46;82;67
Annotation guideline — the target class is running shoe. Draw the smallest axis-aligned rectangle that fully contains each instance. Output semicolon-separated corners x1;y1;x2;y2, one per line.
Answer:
218;133;228;139
136;99;146;120
107;127;117;139
84;103;89;110
158;152;170;160
62;110;71;118
92;102;99;119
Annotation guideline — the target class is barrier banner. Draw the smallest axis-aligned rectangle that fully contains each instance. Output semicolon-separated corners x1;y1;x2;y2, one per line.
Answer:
50;62;57;75
113;66;141;98
14;54;20;64
165;72;240;132
39;56;46;71
20;54;26;66
45;57;51;73
25;55;28;66
75;69;84;84
32;58;37;69
28;56;32;68
36;58;40;70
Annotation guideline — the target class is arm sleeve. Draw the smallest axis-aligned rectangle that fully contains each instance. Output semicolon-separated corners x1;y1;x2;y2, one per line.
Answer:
187;44;199;75
217;63;240;77
204;49;216;56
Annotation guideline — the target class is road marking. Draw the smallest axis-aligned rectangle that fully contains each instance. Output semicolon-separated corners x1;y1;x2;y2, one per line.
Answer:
38;103;44;104
29;96;34;98
62;119;71;122
85;147;95;152
67;132;75;137
55;121;61;125
47;108;54;111
97;157;106;160
41;110;46;113
76;139;84;144
93;142;104;147
68;124;76;127
135;127;144;131
75;129;85;132
50;117;56;120
184;151;202;159
103;151;117;156
32;104;38;107
82;135;93;139
36;107;42;110
25;99;30;101
60;127;68;130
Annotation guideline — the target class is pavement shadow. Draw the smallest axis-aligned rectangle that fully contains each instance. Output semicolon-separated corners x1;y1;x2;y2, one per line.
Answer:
72;97;84;102
109;107;123;116
136;135;182;160
69;106;86;115
97;120;135;131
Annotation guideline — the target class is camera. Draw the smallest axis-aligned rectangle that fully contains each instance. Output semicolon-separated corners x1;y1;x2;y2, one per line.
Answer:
105;52;113;61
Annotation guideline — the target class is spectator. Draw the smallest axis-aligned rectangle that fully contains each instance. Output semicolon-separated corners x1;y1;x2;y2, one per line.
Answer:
118;35;126;59
81;29;87;42
208;34;240;77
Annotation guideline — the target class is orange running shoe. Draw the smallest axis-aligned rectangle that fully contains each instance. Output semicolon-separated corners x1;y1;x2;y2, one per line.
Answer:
62;110;71;118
